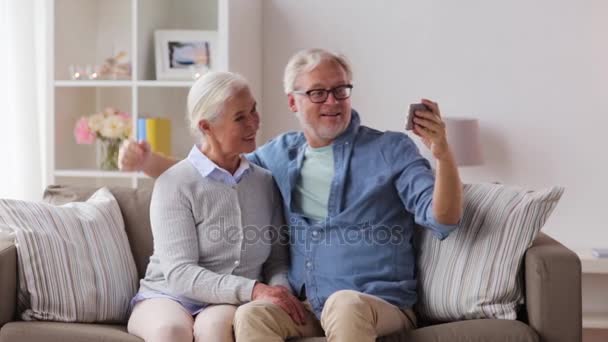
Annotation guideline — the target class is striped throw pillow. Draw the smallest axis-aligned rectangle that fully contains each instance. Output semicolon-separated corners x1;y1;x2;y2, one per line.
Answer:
0;187;138;323
415;183;564;323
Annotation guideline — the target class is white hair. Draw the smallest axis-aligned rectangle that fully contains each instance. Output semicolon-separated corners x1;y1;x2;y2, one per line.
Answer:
283;48;353;94
186;71;250;137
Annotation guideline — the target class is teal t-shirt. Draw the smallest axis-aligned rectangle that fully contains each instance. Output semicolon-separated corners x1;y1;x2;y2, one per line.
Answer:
293;144;334;221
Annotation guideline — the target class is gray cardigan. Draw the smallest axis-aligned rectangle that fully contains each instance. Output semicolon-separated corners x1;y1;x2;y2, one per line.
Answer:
138;159;290;305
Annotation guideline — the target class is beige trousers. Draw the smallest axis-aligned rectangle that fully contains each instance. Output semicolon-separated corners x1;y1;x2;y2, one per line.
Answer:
127;298;237;342
233;290;417;342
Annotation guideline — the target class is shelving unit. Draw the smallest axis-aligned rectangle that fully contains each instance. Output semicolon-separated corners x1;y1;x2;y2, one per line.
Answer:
54;170;147;179
136;80;194;88
584;313;608;330
578;250;608;275
47;0;262;188
55;81;134;87
576;250;608;331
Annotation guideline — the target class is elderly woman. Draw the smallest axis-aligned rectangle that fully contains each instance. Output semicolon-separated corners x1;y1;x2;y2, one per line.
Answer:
126;71;305;342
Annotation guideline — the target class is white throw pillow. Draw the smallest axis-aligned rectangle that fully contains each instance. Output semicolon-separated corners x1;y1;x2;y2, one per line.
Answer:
415;183;564;323
0;229;14;242
0;187;138;323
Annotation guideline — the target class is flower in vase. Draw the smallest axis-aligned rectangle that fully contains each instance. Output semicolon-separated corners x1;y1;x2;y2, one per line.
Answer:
88;113;105;132
73;107;132;143
73;107;133;170
101;114;129;139
74;117;95;144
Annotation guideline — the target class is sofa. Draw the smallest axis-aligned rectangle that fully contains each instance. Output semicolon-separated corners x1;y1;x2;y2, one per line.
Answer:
0;185;582;342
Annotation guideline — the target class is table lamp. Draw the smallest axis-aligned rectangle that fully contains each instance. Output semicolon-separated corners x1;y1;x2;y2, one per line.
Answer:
444;117;483;167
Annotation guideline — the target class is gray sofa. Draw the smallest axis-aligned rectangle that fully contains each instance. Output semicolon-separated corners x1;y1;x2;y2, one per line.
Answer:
0;185;582;342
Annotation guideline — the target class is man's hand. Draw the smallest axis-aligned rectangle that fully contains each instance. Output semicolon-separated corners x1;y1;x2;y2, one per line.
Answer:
409;99;463;224
252;283;307;325
118;140;151;171
409;98;452;161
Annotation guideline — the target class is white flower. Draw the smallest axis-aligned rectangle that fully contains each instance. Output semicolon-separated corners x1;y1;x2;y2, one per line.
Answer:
100;114;128;139
88;113;105;133
123;120;133;138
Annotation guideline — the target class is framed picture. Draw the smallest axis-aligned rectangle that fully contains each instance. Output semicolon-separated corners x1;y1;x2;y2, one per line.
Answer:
154;30;218;81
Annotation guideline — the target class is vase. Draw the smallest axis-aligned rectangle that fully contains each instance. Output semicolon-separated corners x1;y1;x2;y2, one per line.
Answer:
98;139;121;170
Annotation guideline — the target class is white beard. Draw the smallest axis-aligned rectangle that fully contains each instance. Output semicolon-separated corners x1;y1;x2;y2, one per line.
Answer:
296;112;346;142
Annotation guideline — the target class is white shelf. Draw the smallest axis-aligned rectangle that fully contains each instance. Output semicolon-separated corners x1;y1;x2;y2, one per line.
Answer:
577;250;608;274
55;80;133;87
583;313;608;329
137;80;194;88
55;169;147;179
55;80;195;88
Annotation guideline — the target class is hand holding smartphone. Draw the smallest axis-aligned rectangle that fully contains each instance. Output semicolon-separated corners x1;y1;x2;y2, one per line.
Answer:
406;103;431;131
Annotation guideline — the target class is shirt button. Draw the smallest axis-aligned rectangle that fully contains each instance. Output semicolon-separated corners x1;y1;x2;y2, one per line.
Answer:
234;260;240;266
306;261;312;269
312;231;319;237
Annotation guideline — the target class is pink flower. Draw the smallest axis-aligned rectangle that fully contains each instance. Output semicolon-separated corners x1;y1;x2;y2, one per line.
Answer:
117;111;131;121
74;117;96;144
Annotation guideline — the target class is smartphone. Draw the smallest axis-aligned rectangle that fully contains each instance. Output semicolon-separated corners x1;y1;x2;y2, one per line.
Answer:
406;103;431;131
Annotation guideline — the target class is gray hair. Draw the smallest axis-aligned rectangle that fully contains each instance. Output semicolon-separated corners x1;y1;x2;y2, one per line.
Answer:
283;48;353;94
186;71;250;137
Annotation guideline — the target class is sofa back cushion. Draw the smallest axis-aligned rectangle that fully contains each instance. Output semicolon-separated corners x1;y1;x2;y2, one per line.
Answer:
415;183;564;323
43;185;154;279
0;188;138;322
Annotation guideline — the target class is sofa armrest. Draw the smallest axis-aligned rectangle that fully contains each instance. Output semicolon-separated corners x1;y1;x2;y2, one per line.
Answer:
0;240;17;328
525;232;582;342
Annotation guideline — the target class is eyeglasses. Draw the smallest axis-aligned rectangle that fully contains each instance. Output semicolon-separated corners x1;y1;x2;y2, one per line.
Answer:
292;84;353;103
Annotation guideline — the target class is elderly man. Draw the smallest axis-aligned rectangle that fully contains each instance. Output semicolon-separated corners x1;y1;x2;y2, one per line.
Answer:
119;48;462;342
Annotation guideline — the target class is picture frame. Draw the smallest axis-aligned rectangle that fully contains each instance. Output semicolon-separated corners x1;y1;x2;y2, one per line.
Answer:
154;30;218;81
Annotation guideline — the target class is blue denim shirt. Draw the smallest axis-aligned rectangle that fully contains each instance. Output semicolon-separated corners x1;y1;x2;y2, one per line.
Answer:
246;110;458;317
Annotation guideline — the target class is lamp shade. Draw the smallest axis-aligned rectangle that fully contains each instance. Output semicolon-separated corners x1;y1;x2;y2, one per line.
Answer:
444;117;483;167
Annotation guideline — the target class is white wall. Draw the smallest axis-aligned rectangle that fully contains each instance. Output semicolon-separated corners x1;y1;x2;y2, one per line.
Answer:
260;0;608;250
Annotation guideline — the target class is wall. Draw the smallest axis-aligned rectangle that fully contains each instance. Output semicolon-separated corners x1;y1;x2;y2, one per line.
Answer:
260;0;608;249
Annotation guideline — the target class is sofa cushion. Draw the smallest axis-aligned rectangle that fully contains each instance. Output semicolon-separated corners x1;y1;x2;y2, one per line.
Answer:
1;319;538;342
394;319;538;342
288;319;538;342
415;183;564;323
0;188;138;323
0;321;141;342
43;185;154;279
